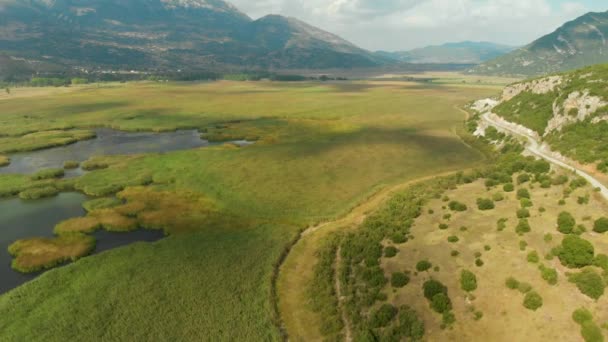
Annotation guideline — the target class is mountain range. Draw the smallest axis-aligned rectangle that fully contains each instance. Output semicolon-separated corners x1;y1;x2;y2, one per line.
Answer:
377;42;515;64
0;0;384;78
472;11;608;76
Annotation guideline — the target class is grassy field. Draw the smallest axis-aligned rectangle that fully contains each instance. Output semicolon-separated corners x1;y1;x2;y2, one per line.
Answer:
0;80;499;340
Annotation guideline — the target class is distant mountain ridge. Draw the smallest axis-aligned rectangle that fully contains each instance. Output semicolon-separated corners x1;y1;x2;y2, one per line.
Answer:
0;0;385;79
377;41;515;64
472;11;608;76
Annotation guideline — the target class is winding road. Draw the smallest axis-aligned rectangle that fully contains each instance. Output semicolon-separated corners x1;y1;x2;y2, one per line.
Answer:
481;112;608;200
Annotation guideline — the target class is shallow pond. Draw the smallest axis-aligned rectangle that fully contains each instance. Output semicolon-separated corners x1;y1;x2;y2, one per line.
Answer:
0;193;164;294
0;128;211;175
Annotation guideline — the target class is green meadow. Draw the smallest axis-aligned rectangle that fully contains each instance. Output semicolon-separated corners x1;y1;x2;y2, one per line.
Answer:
0;80;499;340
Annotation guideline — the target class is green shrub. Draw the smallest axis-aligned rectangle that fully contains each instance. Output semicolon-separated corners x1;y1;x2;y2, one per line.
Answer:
19;186;59;200
369;304;398;328
517;208;530;219
519;240;528;251
448;201;467;212
568;269;605;300
460;270;477;292
593;218;608;234
398;306;425;340
506;277;519;289
503;183;515;192
523;291;543;311
571;177;588;189
439;223;449;230
581;321;604;342
552;174;569;185
573;308;594;324
539;265;558;285
475;259;484;267
527;251;540;263
423;279;448;301
385;246;398;258
593;254;608;272
517;188;531;199
578;195;590;205
516;219;531;235
63;160;80;169
30;168;65;180
447;236;459;243
416;260;432;272
558;211;576;234
544;233;553;242
450;250;460;257
493;193;505;202
391;272;410;288
520;198;533;208
539;207;546;213
431;293;452;314
517;174;531;185
558;235;595;268
443;214;452;220
476;198;495;210
484;245;491;251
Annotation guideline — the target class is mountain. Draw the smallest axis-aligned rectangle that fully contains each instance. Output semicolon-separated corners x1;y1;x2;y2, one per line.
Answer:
377;41;515;64
0;0;383;79
472;11;608;76
488;63;608;172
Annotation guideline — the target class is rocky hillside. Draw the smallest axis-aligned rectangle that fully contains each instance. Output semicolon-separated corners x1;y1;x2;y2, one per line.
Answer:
0;0;383;78
378;41;514;64
491;63;608;171
471;11;608;76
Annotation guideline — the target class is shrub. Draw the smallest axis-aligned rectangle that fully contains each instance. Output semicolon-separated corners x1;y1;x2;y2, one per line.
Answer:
527;251;539;263
570;177;588;189
573;308;593;324
451;250;460;257
578;195;590;205
517;174;531;184
423;279;448;301
506;277;519;289
593;254;608;272
503;183;515;192
539;207;546;213
519;240;528;251
497;218;508;231
544;233;553;243
484;245;491;251
19;186;59;200
477;198;495;210
517;208;530;219
581;321;604;342
493;193;505;202
516;219;531;235
558;212;576;234
460;270;477;292
448;201;467;212
391;272;410;288
398;306;425;340
416;260;432;272
439;223;449;230
385;246;398;258
475;259;484;267
443;214;452;220
539;265;558;285
474;252;482;258
520;198;533;208
523;291;543;311
369;304;398;328
568;269;605;300
447;236;459;243
552;175;569;185
593;217;608;234
30;168;65;180
558;235;595;268
431;293;452;314
517;188;531;199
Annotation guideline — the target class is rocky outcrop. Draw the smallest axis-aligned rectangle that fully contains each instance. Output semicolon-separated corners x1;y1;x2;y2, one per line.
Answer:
501;76;562;101
545;90;607;134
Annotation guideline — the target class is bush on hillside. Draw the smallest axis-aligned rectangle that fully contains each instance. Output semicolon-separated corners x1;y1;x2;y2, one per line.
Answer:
517;208;530;219
568;269;605;300
517;188;531;199
539;265;558;285
384;246;398;258
431;293;452;313
503;183;515;192
516;219;531;235
558;235;595;268
369;304;398;328
517;174;531;184
416;260;432;272
391;272;410;288
460;270;477;292
527;251;539;263
477;198;495;210
558;211;576;234
448;201;467;212
523;291;543;311
593;217;608;234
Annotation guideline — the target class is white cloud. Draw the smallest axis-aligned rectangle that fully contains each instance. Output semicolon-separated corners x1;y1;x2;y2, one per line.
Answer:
228;0;606;50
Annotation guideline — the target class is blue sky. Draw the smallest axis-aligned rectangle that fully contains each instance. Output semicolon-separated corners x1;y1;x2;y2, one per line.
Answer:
230;0;608;51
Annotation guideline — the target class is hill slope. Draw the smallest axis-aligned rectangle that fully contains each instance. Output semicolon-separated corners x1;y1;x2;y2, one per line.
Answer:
378;41;515;64
0;0;382;77
490;63;608;171
472;11;608;76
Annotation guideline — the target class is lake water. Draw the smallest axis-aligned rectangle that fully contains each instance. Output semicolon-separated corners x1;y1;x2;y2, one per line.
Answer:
0;193;164;294
0;128;211;175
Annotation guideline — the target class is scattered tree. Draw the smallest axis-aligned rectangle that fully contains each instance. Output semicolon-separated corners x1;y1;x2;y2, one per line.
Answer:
460;270;478;292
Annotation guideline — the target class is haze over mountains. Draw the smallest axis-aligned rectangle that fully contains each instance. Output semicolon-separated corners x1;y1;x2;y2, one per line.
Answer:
377;42;516;65
473;11;608;76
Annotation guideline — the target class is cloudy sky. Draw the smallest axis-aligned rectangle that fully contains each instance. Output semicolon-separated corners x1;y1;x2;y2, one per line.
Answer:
229;0;608;51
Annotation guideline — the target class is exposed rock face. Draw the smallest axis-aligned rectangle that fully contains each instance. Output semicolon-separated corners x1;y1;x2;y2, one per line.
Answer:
501;76;562;101
546;90;607;134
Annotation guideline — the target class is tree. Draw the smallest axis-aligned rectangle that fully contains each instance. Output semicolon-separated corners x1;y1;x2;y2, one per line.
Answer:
558;212;576;234
477;198;495;210
517;188;531;199
568;269;605;300
416;260;432;272
523;291;543;311
558;235;595;268
516;219;531;235
460;270;477;292
431;293;452;313
391;272;410;288
423;279;447;300
593;217;608;234
369;304;398;328
448;201;467;212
